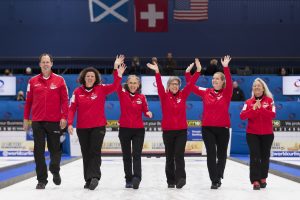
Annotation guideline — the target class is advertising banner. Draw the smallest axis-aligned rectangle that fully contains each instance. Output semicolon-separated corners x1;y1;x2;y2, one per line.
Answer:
70;120;232;156
272;120;300;157
0;120;49;157
0;76;16;96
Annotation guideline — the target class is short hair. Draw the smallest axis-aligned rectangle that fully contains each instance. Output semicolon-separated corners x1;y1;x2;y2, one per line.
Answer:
39;53;53;63
124;75;141;93
78;67;101;86
167;76;181;89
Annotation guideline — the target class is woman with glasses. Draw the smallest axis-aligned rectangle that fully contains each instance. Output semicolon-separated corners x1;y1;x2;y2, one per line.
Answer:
146;59;201;189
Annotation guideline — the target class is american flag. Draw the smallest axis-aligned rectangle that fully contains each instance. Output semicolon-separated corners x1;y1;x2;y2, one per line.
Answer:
174;0;208;21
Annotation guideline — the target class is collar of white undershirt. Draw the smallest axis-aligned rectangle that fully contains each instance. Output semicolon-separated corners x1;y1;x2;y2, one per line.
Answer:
42;75;50;80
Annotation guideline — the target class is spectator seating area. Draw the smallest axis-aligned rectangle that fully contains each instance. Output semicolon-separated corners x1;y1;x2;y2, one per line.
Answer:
1;57;300;76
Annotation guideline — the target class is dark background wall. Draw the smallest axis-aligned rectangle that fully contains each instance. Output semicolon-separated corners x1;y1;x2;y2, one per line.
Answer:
0;0;300;57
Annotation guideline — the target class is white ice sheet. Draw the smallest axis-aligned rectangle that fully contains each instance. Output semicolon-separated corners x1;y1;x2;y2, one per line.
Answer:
0;157;299;200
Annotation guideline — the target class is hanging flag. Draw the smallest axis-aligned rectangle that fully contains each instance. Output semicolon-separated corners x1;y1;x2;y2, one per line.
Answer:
174;0;208;21
89;0;129;22
134;0;168;32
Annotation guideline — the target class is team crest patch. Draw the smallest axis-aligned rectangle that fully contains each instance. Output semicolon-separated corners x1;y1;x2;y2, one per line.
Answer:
50;83;57;89
216;95;223;100
91;93;98;100
262;102;269;108
136;99;142;104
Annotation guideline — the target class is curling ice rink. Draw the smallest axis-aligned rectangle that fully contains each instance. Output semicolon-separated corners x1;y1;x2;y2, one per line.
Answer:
0;157;299;200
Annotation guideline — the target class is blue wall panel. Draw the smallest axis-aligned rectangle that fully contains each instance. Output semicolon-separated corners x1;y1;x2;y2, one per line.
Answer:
12;74;300;101
1;101;300;154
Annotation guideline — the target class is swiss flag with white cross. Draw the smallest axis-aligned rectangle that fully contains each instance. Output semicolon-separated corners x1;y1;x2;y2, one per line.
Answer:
134;0;168;32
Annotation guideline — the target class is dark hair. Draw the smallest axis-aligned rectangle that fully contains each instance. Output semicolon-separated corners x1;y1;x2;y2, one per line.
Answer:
78;67;101;86
39;53;53;63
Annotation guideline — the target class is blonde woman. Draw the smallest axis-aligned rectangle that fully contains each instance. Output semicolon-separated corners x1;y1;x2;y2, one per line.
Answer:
240;78;276;190
185;55;232;189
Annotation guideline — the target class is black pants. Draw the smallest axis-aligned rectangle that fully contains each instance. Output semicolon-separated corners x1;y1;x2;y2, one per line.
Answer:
246;133;274;183
202;126;230;183
162;130;187;185
32;121;62;184
77;126;106;182
118;127;145;183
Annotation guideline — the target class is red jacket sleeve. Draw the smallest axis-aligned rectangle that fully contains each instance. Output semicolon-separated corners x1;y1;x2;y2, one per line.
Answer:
182;71;200;98
257;100;276;119
155;73;166;99
24;79;33;120
60;78;69;120
185;72;191;82
223;67;233;99
185;72;206;97
142;95;150;117
103;73;122;95
113;69;123;95
68;91;77;126
240;101;259;120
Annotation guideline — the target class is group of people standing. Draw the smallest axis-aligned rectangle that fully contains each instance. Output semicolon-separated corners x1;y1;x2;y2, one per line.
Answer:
23;53;276;191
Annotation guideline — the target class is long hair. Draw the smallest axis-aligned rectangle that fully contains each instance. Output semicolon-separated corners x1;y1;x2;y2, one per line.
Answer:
78;67;101;86
123;75;141;93
251;78;273;99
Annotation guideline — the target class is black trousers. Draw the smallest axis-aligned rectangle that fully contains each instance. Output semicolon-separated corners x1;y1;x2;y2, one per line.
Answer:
202;126;230;183
32;121;62;184
162;130;187;185
246;133;274;183
118;127;145;183
76;126;105;182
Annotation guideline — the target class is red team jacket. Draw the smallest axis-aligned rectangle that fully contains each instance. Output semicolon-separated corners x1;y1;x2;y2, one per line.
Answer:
185;67;233;128
68;75;121;129
117;86;150;128
240;96;276;135
156;72;200;131
113;70;150;128
24;72;69;122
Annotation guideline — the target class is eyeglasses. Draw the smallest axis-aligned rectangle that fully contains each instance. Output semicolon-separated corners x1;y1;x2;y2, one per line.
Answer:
170;83;179;86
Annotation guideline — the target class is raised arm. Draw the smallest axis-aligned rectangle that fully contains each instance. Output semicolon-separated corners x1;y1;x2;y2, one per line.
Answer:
185;59;206;97
221;55;233;97
114;54;125;70
103;63;126;95
182;58;201;97
146;62;166;98
113;55;125;93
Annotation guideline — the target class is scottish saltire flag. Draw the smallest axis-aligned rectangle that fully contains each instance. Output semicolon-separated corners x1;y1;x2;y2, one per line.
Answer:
174;0;208;21
89;0;129;22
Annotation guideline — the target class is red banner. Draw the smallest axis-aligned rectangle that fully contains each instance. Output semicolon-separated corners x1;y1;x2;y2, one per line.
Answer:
134;0;168;32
